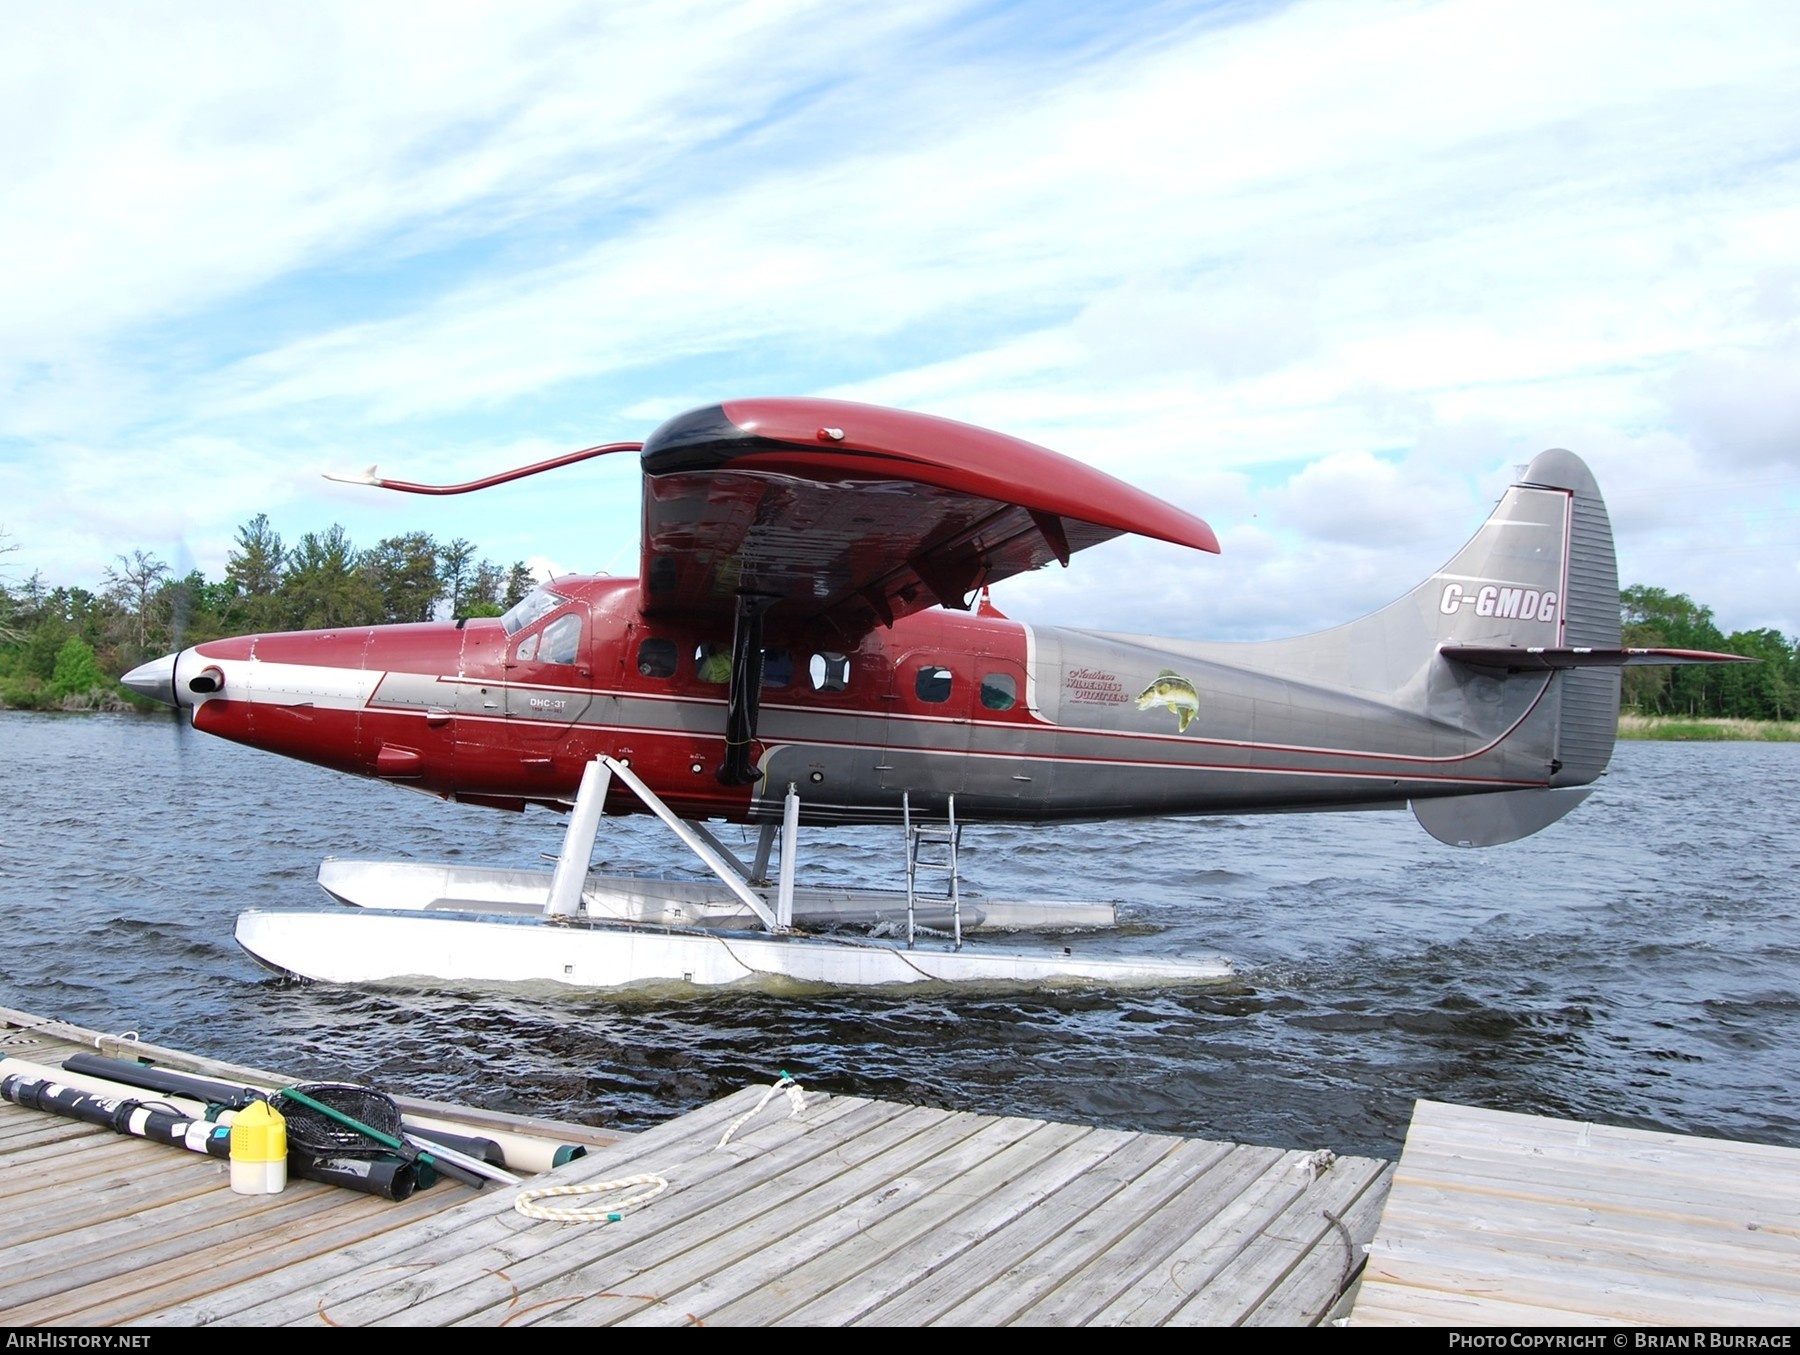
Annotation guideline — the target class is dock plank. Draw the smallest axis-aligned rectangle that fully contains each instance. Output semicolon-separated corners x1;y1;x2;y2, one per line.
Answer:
149;1084;822;1327
1238;1158;1393;1327
865;1131;1223;1326
379;1099;967;1327
1168;1155;1392;1327
503;1108;1042;1328
1009;1142;1289;1325
1087;1146;1331;1327
676;1118;1098;1327
1349;1100;1800;1326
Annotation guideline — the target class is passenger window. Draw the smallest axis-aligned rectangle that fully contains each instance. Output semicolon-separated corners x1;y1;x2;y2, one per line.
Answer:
980;673;1017;711
695;643;731;684
916;665;953;703
637;638;677;678
762;649;793;688
809;652;850;692
541;613;582;665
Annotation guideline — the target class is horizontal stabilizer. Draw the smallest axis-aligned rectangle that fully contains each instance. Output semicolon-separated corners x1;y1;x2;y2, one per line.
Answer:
1440;645;1754;672
1412;787;1595;848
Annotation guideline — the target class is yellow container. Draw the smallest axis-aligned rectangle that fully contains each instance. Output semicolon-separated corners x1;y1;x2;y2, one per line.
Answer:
229;1099;288;1195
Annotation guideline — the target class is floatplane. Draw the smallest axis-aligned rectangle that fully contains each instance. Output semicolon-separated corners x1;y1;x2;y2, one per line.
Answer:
124;399;1741;991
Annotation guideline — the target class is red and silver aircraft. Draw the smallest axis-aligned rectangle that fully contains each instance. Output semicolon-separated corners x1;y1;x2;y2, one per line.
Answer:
122;398;1740;988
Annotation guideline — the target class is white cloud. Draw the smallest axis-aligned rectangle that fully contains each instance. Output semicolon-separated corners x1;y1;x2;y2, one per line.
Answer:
1669;342;1800;471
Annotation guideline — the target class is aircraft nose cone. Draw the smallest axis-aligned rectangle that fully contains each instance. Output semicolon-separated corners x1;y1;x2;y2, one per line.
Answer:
121;652;180;706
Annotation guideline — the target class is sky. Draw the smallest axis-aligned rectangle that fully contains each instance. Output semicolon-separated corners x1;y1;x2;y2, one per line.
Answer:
2;0;1796;643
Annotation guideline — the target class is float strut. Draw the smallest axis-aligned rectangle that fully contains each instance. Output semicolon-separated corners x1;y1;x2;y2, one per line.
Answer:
750;822;778;883
547;758;612;917
601;756;782;932
777;783;800;929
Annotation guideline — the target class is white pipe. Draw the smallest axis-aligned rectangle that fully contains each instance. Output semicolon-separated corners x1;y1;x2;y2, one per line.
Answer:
778;783;799;930
400;1111;586;1175
547;758;612;917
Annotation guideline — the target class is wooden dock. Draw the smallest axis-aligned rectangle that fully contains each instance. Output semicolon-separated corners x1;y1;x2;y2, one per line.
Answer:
2;1010;1389;1327
1347;1099;1800;1326
11;1007;1800;1326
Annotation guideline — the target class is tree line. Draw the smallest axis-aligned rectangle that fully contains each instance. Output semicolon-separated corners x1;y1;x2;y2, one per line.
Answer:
1620;585;1797;722
0;516;539;710
1;524;1795;719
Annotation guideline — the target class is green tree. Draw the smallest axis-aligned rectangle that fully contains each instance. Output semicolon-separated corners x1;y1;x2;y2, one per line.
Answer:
503;561;536;609
438;538;478;616
470;559;505;610
48;635;107;700
1619;586;1730;716
225;513;286;630
281;527;379;629
1717;629;1797;721
360;532;441;623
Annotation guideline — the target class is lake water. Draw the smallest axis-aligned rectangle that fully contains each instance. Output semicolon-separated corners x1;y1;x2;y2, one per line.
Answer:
2;710;1796;1161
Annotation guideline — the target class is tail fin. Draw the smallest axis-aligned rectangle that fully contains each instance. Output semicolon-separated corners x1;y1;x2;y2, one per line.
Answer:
1446;448;1621;771
1411;449;1641;842
1408;449;1620;844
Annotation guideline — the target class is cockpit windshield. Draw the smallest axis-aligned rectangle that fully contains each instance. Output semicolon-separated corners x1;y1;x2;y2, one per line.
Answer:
501;586;568;636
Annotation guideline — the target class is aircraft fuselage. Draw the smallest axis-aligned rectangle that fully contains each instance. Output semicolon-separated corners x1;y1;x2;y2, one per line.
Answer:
150;572;1562;829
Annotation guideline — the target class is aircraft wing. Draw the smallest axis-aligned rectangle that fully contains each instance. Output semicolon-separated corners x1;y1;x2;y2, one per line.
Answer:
637;398;1219;640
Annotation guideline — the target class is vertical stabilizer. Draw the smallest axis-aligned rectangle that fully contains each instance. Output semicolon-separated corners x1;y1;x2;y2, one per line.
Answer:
1411;449;1621;846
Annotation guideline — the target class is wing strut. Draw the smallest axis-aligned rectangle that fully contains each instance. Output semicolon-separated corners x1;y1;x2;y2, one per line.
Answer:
719;593;779;786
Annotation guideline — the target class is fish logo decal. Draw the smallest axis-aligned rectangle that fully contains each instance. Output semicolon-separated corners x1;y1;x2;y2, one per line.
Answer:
1136;669;1200;732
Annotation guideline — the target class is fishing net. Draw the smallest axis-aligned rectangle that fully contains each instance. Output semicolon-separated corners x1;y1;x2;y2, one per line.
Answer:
271;1083;404;1157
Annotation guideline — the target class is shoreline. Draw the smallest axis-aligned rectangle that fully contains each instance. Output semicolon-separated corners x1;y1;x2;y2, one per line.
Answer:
1616;714;1800;742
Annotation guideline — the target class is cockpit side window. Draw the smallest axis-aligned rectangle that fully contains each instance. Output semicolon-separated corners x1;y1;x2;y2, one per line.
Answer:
540;613;582;665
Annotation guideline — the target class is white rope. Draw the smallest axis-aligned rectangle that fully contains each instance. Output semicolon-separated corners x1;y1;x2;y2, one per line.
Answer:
512;1072;805;1223
715;1072;806;1150
1296;1148;1337;1183
513;1173;669;1223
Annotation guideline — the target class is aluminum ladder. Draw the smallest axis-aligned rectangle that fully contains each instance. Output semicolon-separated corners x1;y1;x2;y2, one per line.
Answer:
903;791;962;951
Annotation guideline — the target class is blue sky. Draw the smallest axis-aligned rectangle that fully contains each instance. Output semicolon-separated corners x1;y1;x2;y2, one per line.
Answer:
3;0;1797;642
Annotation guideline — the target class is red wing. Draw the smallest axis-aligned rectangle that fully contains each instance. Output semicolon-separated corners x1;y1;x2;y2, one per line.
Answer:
638;398;1218;641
